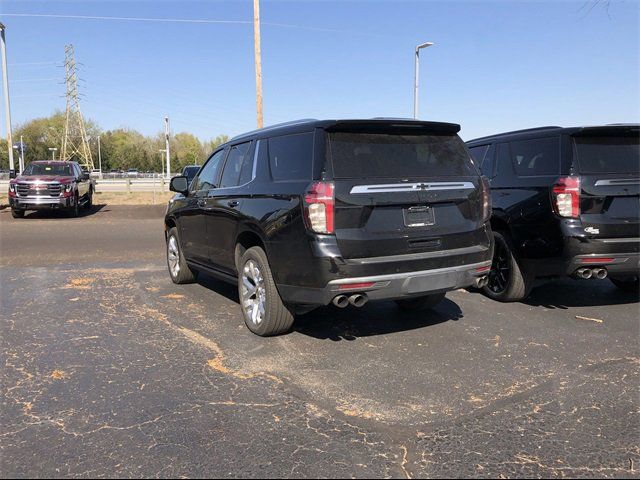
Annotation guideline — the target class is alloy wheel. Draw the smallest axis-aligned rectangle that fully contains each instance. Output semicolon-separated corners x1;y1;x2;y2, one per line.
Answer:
241;259;266;326
488;236;510;294
167;235;181;278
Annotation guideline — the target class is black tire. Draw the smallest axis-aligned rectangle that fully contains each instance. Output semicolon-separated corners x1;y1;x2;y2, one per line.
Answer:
166;227;197;284
11;209;24;219
610;275;639;293
68;194;80;218
482;230;533;302
85;189;93;210
238;246;294;336
395;292;445;311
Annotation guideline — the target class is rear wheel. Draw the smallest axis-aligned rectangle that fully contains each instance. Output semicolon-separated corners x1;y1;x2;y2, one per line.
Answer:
238;246;294;336
11;209;24;219
85;189;93;209
395;292;445;311
610;275;639;292
166;227;197;284
483;230;533;302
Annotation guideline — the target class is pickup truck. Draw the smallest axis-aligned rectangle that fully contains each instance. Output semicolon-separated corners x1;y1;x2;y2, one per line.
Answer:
8;161;95;218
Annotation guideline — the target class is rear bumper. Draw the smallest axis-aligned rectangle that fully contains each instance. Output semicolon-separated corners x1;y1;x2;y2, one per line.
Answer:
566;251;640;276
9;195;72;209
277;259;492;306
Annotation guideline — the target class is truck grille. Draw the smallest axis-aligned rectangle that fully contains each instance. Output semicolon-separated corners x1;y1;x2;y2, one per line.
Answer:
16;183;62;197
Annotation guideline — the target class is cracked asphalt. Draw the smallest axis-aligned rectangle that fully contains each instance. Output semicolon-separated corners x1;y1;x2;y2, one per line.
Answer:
1;205;639;478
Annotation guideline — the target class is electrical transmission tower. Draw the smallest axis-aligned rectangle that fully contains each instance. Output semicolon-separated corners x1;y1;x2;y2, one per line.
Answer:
60;44;94;170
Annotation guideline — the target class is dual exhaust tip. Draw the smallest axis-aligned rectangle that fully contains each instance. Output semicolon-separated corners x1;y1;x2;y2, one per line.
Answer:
474;275;489;288
332;293;368;308
576;267;608;280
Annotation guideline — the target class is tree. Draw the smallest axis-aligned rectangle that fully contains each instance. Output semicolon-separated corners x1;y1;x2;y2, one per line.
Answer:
205;135;230;155
174;132;203;171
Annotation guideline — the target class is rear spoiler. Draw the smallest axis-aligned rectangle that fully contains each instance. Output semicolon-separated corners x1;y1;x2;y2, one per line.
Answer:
324;119;461;135
571;125;640;137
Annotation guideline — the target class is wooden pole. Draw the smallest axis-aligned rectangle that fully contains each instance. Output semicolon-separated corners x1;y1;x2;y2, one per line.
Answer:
253;0;263;129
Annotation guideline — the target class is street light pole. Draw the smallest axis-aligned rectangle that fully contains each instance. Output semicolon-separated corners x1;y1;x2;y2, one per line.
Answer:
49;147;57;160
97;135;102;175
0;23;15;175
413;41;434;119
164;116;171;179
159;149;165;178
19;134;24;173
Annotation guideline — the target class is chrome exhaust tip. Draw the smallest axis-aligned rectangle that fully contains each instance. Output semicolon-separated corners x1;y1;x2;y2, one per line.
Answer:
332;295;349;308
474;275;489;288
595;268;608;280
577;268;593;279
348;293;368;308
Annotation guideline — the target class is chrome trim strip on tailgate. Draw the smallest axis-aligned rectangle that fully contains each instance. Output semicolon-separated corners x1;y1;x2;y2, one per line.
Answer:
345;244;489;265
594;178;640;186
593;237;640;244
350;182;475;194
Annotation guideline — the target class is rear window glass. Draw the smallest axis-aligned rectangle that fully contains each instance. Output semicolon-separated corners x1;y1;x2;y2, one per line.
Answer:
328;133;475;178
509;137;560;176
268;132;314;181
23;163;73;176
574;136;640;174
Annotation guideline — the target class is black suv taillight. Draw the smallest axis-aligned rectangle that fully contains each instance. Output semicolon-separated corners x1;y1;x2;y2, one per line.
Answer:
303;181;335;234
480;176;491;222
552;176;580;218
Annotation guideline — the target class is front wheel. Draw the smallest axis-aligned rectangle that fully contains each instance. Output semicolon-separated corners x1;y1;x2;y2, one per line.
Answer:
482;230;533;302
67;194;80;217
610;275;639;293
238;246;294;336
11;209;24;219
395;293;445;311
85;189;93;210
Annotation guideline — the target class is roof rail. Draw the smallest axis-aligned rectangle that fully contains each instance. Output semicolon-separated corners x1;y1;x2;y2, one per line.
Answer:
230;118;318;142
468;126;562;143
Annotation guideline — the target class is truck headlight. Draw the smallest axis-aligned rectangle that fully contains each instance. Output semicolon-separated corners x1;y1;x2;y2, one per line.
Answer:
63;184;73;192
8;184;15;193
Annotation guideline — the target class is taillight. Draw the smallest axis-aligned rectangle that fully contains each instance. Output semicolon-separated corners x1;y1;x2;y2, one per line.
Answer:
552;176;580;218
303;181;334;234
480;176;491;222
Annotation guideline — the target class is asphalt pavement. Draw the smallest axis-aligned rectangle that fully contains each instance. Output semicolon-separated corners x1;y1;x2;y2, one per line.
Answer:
1;205;638;478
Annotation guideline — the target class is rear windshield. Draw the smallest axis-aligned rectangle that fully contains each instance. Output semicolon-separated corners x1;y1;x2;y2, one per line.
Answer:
574;136;640;174
328;132;475;178
23;163;73;176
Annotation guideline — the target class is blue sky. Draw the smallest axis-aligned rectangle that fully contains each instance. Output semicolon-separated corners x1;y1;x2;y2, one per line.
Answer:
1;0;639;141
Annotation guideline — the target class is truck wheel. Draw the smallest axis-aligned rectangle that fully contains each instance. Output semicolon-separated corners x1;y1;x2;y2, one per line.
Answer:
610;276;639;293
166;227;197;284
238;246;294;336
395;292;445;311
68;194;80;218
483;230;533;302
85;189;93;210
11;209;24;219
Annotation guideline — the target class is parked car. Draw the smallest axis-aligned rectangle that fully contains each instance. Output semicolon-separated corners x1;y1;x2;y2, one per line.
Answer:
181;165;201;186
164;118;493;336
90;169;102;179
8;161;95;218
126;168;139;178
467;124;639;300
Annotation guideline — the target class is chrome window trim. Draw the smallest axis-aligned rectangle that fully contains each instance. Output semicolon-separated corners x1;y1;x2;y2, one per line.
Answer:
349;181;474;194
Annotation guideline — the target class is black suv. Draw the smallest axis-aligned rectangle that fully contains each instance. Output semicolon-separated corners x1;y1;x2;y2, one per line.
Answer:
165;119;492;336
467;124;639;301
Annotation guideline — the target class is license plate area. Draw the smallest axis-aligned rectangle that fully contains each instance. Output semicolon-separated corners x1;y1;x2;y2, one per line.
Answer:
403;205;434;227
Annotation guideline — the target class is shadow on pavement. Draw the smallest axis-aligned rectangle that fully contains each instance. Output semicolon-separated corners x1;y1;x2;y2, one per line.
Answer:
524;278;639;309
294;297;463;341
17;204;107;219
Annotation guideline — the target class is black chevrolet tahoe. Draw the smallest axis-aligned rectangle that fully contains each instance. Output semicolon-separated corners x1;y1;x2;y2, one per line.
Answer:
467;124;639;301
165;119;493;336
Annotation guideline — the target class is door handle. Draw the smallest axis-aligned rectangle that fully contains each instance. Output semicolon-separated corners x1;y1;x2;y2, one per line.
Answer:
227;200;239;208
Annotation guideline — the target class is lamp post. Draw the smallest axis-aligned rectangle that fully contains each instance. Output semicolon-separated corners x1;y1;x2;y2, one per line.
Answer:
413;41;434;119
48;147;57;160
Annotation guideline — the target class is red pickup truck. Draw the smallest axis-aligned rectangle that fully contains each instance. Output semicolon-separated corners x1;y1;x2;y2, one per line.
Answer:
8;161;95;218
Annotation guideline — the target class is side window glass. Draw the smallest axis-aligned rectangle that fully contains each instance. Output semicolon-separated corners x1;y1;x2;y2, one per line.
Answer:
238;141;258;186
469;145;489;167
268;132;313;181
510;137;560;176
220;142;252;188
193;149;226;193
495;143;511;180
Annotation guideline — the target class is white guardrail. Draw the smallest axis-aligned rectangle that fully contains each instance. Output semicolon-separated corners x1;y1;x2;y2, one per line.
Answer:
0;178;175;193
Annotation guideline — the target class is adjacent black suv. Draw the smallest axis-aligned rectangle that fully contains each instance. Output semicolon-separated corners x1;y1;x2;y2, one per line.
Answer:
165;119;493;336
467;124;639;301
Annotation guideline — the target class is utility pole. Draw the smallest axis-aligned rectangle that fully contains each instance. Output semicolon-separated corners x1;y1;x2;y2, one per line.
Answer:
253;0;263;128
0;23;15;176
19;134;24;173
97;135;102;175
413;41;434;119
164;116;171;179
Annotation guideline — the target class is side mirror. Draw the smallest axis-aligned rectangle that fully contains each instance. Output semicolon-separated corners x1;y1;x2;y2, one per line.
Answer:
9;170;16;179
170;175;189;195
82;172;90;181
